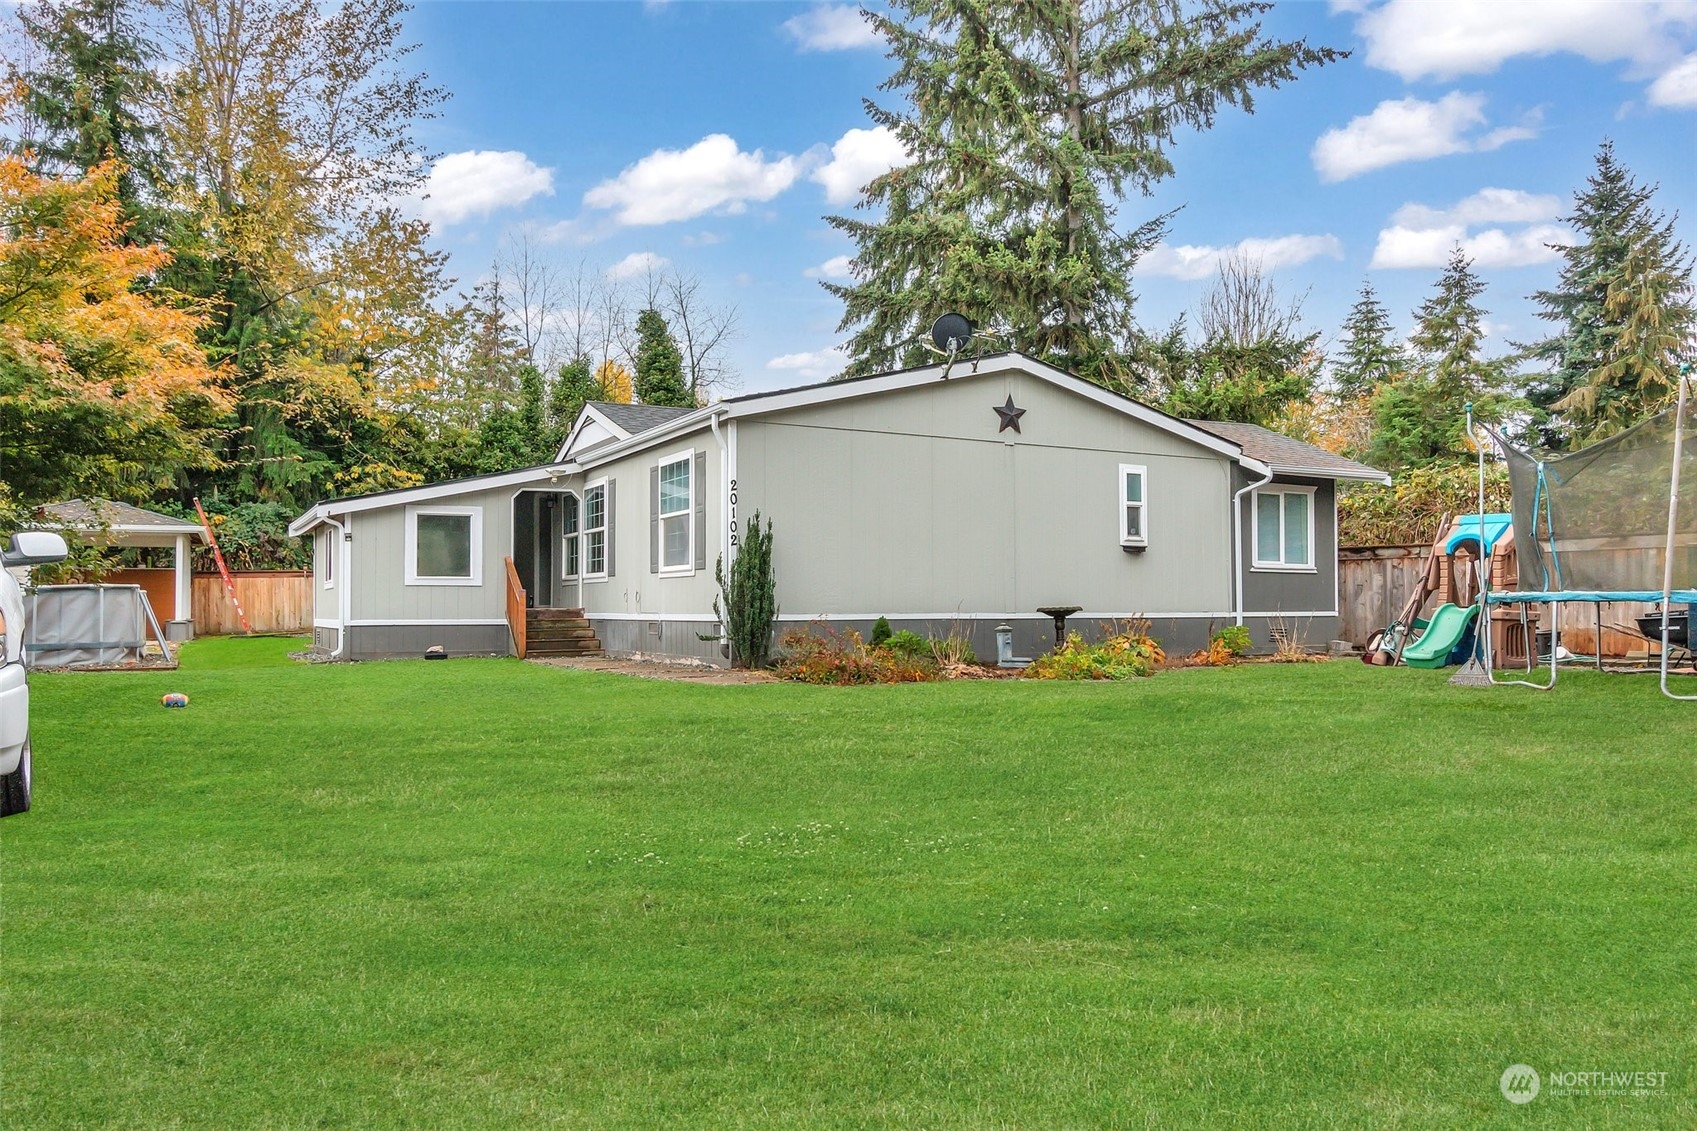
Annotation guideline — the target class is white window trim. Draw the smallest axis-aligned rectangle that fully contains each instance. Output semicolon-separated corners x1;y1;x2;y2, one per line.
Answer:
582;478;609;583
1251;485;1318;573
404;505;482;586
1118;463;1148;547
321;530;334;589
657;448;696;577
561;490;581;581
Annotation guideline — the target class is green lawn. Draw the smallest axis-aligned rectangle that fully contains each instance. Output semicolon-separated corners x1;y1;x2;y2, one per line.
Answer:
6;639;1694;1127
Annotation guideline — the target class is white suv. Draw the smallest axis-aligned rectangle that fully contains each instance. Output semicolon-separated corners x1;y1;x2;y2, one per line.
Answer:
0;531;69;816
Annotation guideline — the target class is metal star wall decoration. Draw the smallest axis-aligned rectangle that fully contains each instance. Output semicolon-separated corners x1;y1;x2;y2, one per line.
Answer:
994;395;1025;433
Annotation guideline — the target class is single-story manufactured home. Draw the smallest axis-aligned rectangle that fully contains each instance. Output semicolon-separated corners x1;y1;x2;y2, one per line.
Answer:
288;352;1388;662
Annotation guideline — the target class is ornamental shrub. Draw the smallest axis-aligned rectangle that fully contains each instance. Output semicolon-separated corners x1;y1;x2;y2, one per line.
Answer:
1025;624;1164;680
774;624;937;684
870;616;893;647
881;629;930;659
1212;625;1252;656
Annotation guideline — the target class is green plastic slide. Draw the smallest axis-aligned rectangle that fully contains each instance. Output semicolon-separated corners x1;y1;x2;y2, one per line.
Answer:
1402;602;1479;669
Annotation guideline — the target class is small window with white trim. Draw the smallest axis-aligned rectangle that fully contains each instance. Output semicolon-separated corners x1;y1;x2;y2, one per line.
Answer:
1119;464;1147;546
658;451;693;573
1252;486;1315;570
584;483;607;578
405;506;481;585
321;529;334;588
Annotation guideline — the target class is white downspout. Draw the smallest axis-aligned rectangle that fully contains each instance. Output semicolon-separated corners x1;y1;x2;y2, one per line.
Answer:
1233;462;1274;627
709;407;733;565
323;514;349;659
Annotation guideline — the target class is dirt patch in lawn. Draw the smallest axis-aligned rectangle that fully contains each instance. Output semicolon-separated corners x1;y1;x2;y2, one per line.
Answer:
528;654;777;684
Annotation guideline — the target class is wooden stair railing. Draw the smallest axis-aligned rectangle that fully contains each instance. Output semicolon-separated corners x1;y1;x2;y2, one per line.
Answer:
504;556;527;659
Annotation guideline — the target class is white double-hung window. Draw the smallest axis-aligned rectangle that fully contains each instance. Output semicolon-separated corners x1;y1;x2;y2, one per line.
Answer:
1119;464;1148;547
584;482;608;578
562;493;580;579
658;451;693;572
405;505;481;585
1253;486;1315;570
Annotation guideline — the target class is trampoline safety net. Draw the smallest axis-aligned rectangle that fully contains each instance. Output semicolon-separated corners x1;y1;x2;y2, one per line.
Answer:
1486;408;1697;593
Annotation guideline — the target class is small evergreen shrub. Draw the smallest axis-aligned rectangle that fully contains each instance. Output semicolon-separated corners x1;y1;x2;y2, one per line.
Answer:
869;616;893;647
712;511;778;668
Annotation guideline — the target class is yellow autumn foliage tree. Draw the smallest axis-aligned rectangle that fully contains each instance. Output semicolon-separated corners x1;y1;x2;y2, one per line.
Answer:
0;154;229;502
595;359;633;404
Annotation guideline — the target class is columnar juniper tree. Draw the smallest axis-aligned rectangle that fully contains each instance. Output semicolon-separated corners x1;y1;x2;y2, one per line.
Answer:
633;308;692;407
713;512;778;668
1526;142;1693;445
825;0;1341;383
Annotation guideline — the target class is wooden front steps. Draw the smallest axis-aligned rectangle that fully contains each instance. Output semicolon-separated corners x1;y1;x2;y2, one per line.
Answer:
525;607;603;658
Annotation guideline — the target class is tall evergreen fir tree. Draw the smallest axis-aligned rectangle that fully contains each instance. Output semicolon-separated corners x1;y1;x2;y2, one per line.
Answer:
1556;227;1695;439
824;0;1340;382
1409;249;1505;404
1526;140;1694;446
14;0;166;241
632;308;691;406
1333;280;1406;399
1368;250;1509;471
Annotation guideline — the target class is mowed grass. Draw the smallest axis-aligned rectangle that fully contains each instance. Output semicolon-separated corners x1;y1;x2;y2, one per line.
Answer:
5;639;1695;1128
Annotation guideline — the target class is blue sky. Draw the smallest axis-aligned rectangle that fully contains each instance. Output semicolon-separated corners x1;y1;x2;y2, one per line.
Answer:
399;1;1697;392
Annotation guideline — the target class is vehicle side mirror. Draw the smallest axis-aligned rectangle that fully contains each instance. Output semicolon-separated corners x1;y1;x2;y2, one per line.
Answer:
2;531;69;567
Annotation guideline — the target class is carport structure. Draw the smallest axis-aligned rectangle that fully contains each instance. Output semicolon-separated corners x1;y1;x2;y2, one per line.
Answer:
34;500;206;640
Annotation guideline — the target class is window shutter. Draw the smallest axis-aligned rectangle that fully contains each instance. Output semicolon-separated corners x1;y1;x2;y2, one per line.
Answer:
694;450;707;570
606;479;616;576
650;465;660;574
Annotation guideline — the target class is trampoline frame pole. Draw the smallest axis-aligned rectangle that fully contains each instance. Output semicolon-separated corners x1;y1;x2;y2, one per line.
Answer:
1662;366;1696;701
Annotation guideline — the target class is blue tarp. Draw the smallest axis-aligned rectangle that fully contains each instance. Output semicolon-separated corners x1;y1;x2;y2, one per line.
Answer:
1446;513;1514;557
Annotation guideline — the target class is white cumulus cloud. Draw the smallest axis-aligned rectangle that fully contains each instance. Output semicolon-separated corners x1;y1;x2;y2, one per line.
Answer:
412;150;554;225
812;125;909;205
1348;0;1697;82
606;252;671;280
767;345;848;380
784;4;881;50
1312;93;1537;182
1649;52;1697;106
584;134;804;226
1139;234;1344;282
803;254;857;280
1370;187;1576;269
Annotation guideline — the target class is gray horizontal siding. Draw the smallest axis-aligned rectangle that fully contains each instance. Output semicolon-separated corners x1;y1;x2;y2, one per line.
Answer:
737;367;1236;620
1236;474;1338;615
345;623;511;660
593;617;728;665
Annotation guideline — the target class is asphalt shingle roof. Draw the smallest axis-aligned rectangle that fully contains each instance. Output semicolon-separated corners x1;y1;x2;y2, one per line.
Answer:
36;498;204;532
1184;420;1388;481
589;401;699;436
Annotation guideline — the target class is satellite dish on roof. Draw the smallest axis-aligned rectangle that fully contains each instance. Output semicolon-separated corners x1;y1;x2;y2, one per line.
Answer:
931;312;973;354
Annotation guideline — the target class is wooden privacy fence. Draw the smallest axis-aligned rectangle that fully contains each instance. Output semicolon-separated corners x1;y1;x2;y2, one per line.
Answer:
192;571;311;635
1340;546;1670;657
